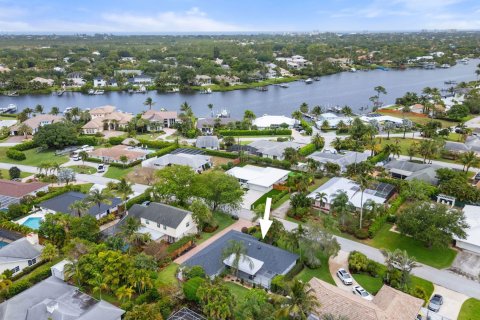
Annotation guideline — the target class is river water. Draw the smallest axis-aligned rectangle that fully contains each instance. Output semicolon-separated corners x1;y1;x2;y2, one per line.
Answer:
1;59;478;118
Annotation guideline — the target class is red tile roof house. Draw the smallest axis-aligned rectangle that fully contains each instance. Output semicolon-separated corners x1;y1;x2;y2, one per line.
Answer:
141;110;178;131
0;180;49;209
10;114;64;136
88;145;149;164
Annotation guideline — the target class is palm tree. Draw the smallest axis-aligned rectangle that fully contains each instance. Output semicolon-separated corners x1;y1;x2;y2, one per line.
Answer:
115;285;134;302
306;158;319;173
331;137;343;152
79;151;88;166
315;192;328;209
311;133;325;150
119;155;129;168
69;200;90;217
291;110;303;121
143;97;155;110
117;178;133;212
90;273;108;299
243;110;256;129
385;143;401;159
17;123;32;137
283;147;299;165
383;121;395;139
49;106;60;115
34;104;44;114
299;102;309;114
221;240;253;277
331;191;353;226
356;174;372;229
208;103;214;117
276;280;320;319
460;151;479;173
86;189;111;212
341;105;353;117
311;105;323;118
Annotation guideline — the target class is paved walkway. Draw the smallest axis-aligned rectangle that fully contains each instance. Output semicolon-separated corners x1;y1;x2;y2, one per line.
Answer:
174;219;254;265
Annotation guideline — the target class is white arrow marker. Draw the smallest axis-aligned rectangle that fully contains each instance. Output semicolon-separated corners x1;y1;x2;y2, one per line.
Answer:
259;197;273;239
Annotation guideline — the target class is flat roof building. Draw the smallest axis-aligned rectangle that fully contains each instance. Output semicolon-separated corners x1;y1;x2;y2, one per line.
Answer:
226;165;290;192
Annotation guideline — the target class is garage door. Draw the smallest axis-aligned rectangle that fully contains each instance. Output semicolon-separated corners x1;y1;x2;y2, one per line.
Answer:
242;189;267;209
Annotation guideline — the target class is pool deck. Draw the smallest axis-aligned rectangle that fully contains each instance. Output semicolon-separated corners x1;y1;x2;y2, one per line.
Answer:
15;211;46;226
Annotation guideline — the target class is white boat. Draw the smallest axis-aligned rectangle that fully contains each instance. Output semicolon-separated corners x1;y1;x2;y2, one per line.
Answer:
201;88;212;94
439;64;451;68
279;84;289;88
167;87;180;93
216;109;230;118
63;107;73;114
88;89;94;95
5;91;19;97
0;104;17;114
460;58;469;64
305;78;313;84
93;90;105;95
135;86;147;93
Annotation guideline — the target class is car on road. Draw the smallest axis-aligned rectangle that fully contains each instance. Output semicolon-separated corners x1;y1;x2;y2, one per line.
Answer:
97;164;106;173
428;294;443;312
352;285;373;301
336;268;353;285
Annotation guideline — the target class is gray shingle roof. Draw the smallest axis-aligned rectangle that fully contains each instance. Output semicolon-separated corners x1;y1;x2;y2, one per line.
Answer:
0;276;124;320
444;141;471;152
248;140;305;158
129;202;191;229
307;151;369;169
384;159;439;185
183;230;299;276
0;238;42;263
39;192;122;218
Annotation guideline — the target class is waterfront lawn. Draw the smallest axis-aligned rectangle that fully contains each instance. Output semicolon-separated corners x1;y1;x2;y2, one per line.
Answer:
0;168;31;179
459;298;480;320
197;212;236;243
103;166;134;179
67;165;96;174
0;147;69;166
366;224;457;269
295;254;335;285
156;263;179;288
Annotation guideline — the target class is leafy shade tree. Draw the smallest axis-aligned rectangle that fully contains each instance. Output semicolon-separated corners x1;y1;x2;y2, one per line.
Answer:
33;121;78;149
222;239;253;277
238;288;276;320
117;178;133;212
8;166;21;180
143;97;155;110
299;102;309;114
397;202;468;248
119;155;129;168
193;170;244;211
283;147;299;164
57;168;76;185
399;179;437;202
124;303;163;320
289;192;312;219
40;243;58;261
190;199;214;231
49;106;60;115
197;281;235;320
276;279;320;319
153;165;195;206
69;215;100;243
79;151;89;166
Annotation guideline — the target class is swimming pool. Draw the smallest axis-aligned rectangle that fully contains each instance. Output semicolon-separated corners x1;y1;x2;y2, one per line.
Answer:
22;217;42;230
0;241;7;248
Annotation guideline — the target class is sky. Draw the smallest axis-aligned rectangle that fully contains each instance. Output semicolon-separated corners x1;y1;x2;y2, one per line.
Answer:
0;0;479;33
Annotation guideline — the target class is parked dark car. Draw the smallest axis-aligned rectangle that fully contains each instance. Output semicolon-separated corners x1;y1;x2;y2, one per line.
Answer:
428;294;443;312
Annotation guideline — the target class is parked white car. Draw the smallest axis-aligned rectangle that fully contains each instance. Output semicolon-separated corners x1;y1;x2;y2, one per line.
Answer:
352;285;373;301
336;268;353;285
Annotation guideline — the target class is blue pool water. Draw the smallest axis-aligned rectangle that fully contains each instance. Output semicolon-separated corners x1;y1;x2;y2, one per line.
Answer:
22;217;42;230
0;241;8;248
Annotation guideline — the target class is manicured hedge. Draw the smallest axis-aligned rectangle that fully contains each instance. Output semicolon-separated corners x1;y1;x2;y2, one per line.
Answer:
108;136;124;145
11;140;36;151
138;139;173;149
298;143;317;156
368;150;389;164
126;193;151;209
6;149;26;160
145;145;178;159
109;159;142;168
219;129;292;136
77;135;101;146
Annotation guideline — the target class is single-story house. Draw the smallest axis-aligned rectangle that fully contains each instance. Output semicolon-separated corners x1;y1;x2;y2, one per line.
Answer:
253;115;297;129
128;202;197;243
307;177;394;211
93;77;107;87
0;274;124;320
195;136;220;150
0;119;18;129
29;77;55;86
10;114;64;136
0;180;49;209
315;113;353;129
307;151;369;172
454;205;480;254
82;106;133;134
193;75;212;86
142;153;212;173
308;277;423;320
226;165;290;192
360;114;406;126
38;191;122;220
128;74;153;85
245;140;305;160
444;141;472;154
183;230;298;289
214;75;241;86
88;145;150;164
0;234;42;276
141;110;178;130
383;159;440;185
196;118;237;135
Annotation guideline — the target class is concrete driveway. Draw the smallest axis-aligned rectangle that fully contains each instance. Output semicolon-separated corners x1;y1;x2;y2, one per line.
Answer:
430;285;469;320
241;189;265;210
450;250;480;280
329;250;358;292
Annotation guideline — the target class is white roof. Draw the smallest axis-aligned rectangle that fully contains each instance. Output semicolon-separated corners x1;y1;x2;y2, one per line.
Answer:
307;177;387;208
0;120;17;128
143;153;211;170
223;253;264;276
316;114;353;128
51;259;71;273
360;115;404;124
455;205;480;246
253;115;296;128
226;165;290;188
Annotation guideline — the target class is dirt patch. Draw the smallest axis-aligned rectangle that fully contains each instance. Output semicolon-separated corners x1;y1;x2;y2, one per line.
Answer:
125;167;158;185
211;156;234;167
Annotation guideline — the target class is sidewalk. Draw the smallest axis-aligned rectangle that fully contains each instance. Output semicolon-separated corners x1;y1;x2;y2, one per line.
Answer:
174;219;254;265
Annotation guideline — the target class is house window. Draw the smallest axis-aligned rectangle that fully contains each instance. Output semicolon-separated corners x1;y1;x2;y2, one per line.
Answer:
11;266;20;273
145;220;149;225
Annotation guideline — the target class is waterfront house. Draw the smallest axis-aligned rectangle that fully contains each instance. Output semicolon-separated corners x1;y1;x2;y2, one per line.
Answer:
38;191;122;220
252;115;297;129
10;114;64;136
66;72;85;87
93;76;107;87
196;117;237;135
141;110;178;130
128;74;153;85
315;113;353;129
195;136;220;150
0;272;124;320
29;77;55;87
182;230;298;289
226;165;290;192
114;69;143;76
82;105;133;134
307;177;394;211
88;145;149;164
128;202;197;243
0;234;42;276
193;75;212;86
142;153;212;173
214;75;241;86
0;180;49;209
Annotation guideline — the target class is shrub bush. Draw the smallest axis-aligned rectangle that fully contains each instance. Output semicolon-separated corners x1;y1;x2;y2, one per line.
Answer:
6;149;26;160
0;279;31;299
145;145;178;159
219;129;292;136
203;149;238;159
9;166;21;180
183;277;205;302
354;228;369;239
285;261;304;280
138;139;172;149
368;215;388;238
108;136;124;145
183;266;206;280
77;135;101;146
11;140;36;151
410;285;429;304
298;143;317;156
0;220;33;235
348;251;369;273
368;150;388;164
126;193;151;209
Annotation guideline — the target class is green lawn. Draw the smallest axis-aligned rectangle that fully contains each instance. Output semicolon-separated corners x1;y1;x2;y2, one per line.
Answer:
67;165;96;174
307;177;330;192
411;275;434;299
459;298;480;320
197;212;236;243
103;166;134;179
352;273;384;294
135;132;165;140
366;224;457;269
0;147;69;166
225;282;249;301
77;183;94;193
156;263;179;287
0;168;31;179
251;189;282;209
295;254;335;285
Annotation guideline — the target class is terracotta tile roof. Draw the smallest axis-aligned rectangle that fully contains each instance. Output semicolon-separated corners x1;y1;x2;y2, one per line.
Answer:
82;112;133;129
142;110;178;122
89;145;148;161
12;114;63;131
0;180;48;198
308;278;423;320
90;105;116;114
